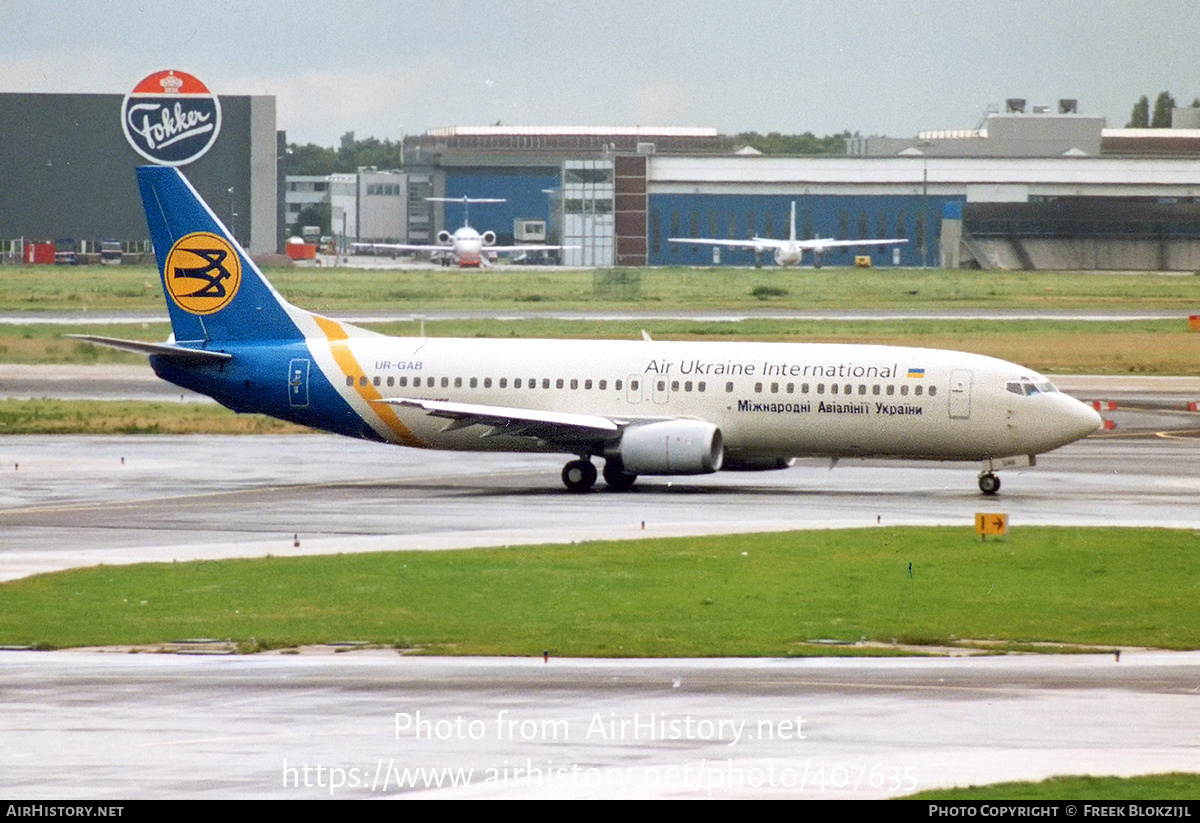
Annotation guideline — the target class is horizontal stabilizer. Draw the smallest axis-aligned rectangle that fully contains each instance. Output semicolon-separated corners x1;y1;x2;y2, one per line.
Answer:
67;335;232;363
426;197;506;204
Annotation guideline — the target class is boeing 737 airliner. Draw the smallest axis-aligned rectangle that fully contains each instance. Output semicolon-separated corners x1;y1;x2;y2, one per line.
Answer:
76;167;1101;494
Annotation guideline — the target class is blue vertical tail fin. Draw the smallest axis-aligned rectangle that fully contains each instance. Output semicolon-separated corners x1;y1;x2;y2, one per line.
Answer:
138;165;304;344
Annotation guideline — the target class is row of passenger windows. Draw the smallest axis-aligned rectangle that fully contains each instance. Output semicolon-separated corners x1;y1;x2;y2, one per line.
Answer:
754;381;936;397
348;374;641;391
345;373;935;397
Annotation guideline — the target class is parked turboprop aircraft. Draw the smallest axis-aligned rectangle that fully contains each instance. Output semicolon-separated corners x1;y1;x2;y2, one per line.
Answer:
355;196;573;267
76;167;1100;494
670;201;908;267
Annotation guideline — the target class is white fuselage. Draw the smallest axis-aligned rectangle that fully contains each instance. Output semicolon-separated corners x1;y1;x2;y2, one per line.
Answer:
309;335;1100;464
771;243;804;267
445;227;487;267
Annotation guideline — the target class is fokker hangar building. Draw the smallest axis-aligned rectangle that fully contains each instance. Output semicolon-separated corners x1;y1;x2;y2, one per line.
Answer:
0;90;279;259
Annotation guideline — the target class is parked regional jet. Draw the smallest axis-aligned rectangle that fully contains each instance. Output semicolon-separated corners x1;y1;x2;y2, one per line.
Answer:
355;196;573;267
670;201;908;268
76;167;1100;494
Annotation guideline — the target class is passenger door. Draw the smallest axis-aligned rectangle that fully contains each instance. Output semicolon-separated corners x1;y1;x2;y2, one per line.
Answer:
948;369;972;419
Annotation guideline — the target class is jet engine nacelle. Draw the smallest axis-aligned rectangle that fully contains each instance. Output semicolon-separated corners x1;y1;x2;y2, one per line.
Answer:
481;230;496;246
437;230;453;244
616;420;724;475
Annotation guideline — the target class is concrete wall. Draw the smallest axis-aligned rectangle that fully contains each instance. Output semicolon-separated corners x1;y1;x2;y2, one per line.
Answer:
248;96;278;254
968;237;1200;271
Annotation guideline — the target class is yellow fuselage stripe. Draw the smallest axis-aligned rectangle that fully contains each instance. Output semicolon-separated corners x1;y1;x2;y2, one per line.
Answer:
311;314;423;447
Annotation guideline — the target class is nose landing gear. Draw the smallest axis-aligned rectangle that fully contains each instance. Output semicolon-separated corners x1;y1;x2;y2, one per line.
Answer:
978;472;1001;495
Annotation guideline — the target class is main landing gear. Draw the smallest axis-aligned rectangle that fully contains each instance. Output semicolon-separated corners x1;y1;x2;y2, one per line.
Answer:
602;457;637;491
561;458;638;493
978;472;1001;495
562;459;597;493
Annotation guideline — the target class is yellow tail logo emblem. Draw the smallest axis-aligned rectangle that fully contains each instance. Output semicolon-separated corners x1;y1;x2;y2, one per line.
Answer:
164;231;242;315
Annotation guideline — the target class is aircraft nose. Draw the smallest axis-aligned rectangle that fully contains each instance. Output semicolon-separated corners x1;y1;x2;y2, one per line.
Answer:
1060;395;1103;442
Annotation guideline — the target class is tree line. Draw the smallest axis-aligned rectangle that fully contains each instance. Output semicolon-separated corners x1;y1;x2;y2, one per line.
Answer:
733;131;852;155
1126;92;1200;128
285;129;854;177
286;131;405;176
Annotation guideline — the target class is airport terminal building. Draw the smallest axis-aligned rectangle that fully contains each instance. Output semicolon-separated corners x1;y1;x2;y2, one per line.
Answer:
310;110;1200;270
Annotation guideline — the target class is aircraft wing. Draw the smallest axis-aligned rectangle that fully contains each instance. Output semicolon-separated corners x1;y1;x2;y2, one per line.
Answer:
798;238;908;250
352;242;448;253
668;237;786;250
487;245;578;254
375;397;626;448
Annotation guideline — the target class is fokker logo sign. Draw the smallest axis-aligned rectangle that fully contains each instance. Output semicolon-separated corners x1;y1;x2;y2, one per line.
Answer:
122;69;222;166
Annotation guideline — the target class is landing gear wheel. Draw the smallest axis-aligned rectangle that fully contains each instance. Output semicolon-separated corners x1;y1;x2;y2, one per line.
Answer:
978;473;1001;495
562;459;597;493
602;459;638;491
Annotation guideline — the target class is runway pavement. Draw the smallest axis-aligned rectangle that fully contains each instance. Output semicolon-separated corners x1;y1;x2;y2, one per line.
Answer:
4;650;1200;799
2;377;1199;798
0;430;1198;581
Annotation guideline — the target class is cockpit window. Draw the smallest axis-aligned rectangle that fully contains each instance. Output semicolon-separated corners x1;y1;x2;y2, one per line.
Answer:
1007;379;1058;396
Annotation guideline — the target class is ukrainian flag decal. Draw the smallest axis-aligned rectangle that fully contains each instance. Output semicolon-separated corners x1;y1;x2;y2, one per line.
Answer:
907;368;925;378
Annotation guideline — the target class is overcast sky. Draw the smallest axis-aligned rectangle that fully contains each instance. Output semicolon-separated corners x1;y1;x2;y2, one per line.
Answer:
5;0;1200;146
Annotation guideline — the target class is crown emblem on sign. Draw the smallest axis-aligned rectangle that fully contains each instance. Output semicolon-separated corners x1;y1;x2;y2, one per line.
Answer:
159;71;184;93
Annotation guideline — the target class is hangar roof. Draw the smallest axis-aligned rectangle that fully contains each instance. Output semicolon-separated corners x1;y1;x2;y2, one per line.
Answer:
647;155;1200;200
425;126;718;137
409;126;734;161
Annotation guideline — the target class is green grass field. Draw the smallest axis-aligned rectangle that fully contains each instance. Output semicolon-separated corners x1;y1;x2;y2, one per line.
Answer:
4;264;1200;313
2;527;1198;655
4;265;1200;376
0;398;306;434
906;772;1200;800
6;316;1200;376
